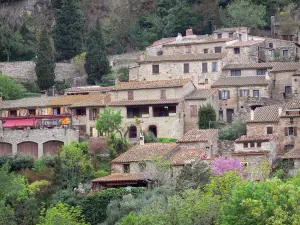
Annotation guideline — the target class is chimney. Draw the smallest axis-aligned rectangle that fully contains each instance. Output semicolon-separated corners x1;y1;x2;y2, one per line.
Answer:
176;33;183;41
139;133;144;145
278;107;282;116
186;28;193;36
250;109;254;121
115;76;120;85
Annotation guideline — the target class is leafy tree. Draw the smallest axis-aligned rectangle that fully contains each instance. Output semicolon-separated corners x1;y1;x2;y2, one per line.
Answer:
38;202;89;225
198;103;216;129
0;201;16;225
213;157;247;177
222;0;267;29
219;119;246;140
108;132;131;159
96;108;123;135
0;75;26;100
53;0;85;60
85;20;110;85
35;29;55;90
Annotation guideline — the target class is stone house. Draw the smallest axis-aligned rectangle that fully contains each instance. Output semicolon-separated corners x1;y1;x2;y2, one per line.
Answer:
282;148;300;175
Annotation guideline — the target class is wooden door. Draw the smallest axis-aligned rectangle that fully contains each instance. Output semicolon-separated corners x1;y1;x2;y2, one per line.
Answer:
17;142;38;159
43;141;64;156
0;142;12;155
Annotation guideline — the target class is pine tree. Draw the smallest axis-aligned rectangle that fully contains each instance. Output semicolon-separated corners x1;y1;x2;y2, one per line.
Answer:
53;0;85;60
85;20;110;85
35;29;55;90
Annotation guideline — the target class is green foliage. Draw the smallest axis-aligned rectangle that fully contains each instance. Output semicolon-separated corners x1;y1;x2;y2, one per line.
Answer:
108;132;131;159
0;154;35;172
32;155;55;173
28;180;50;196
219;119;246;140
51;189;80;206
35;29;55;90
0;201;16;225
91;169;110;179
158;138;177;143
80;187;146;225
38;202;89;225
0;75;26;100
144;131;159;143
85;20;110;85
198;103;217;129
222;0;267;29
96;107;123;135
53;0;85;60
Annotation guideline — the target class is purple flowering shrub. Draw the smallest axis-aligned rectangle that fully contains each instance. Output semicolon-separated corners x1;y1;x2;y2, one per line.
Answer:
213;157;247;178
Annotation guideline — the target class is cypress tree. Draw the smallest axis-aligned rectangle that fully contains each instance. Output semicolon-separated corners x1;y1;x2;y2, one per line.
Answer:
53;0;85;60
198;103;217;129
85;20;110;85
35;29;55;90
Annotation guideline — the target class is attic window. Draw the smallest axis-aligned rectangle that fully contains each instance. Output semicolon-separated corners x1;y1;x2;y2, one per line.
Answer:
266;127;273;134
123;164;130;173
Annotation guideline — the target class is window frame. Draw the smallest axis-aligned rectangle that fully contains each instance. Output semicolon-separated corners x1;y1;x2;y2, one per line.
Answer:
234;47;240;54
257;142;262;147
257;69;267;75
128;90;134;100
266;126;273;134
240;89;249;97
152;64;159;74
285;86;292;94
203;48;208;54
184;63;189;73
231;70;241;76
202;63;208;73
220;90;230;100
217;33;222;39
123;164;130;173
215;46;222;53
212;62;218;72
243;143;248;148
253;90;260;98
283;50;289;57
160;89;166;99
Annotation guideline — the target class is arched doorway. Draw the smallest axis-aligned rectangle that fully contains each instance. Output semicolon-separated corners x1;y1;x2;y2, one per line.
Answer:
17;142;38;159
149;125;157;137
129;126;137;138
43;140;64;156
0;142;12;155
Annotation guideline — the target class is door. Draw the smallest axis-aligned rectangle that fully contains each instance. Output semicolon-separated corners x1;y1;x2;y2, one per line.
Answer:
0;142;12;155
226;109;234;123
43;141;64;156
17;142;38;159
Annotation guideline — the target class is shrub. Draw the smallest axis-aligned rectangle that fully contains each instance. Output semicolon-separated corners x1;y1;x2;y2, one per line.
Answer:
159;138;177;143
91;169;110;179
219;120;246;140
144;131;158;143
0;154;35;172
33;155;55;173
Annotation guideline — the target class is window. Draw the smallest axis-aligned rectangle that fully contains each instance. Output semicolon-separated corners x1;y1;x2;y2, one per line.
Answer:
219;110;224;120
250;142;255;148
239;34;242;41
243;143;248;148
285;86;292;94
231;70;241;76
160;90;166;99
138;163;146;172
75;108;86;116
215;47;222;53
234;47;240;54
257;142;262;147
203;48;208;54
128;90;134;100
285;145;294;152
266;127;273;134
286;127;296;136
152;65;159;74
185;45;191;54
205;78;208;84
217;33;222;39
240;89;249;97
220;90;230;100
184;63;189;73
202;63;208;73
9;110;17;117
269;43;273;48
283;50;289;57
229;32;233;38
53;108;60;115
190;105;197;118
129;126;137;138
253;90;260;98
240;162;248;168
28;109;36;116
90;108;98;120
123;164;130;173
212;62;218;72
153;105;176;117
257;69;267;75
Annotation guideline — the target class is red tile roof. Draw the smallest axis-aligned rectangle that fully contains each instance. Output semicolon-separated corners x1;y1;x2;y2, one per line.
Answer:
112;143;178;163
164;38;233;47
227;40;264;47
211;76;268;88
92;173;149;183
185;89;218;100
177;129;218;143
235;135;277;143
109;98;181;106
271;62;300;72
282;148;300;159
169;148;206;165
232;150;270;156
223;63;276;70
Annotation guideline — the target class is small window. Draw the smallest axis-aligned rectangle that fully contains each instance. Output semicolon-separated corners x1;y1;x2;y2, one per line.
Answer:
138;163;146;172
205;78;208;84
9;110;17;117
123;164;130;173
240;162;248;168
184;63;189;73
285;86;292;94
250;142;255;148
240;89;249;97
239;34;242;41
266;127;273;134
128;90;134;100
152;65;159;74
202;63;208;73
190;105;197;118
185;45;191;54
243;143;248;148
257;69;267;75
283;50;289;57
234;47;240;54
288;127;295;136
218;33;222;39
215;47;222;53
212;62;218;72
160;89;166;99
229;33;233;38
253;90;260;98
220;90;230;100
29;109;36;116
257;142;262;147
269;43;273;48
203;49;208;54
285;145;294;152
231;70;241;76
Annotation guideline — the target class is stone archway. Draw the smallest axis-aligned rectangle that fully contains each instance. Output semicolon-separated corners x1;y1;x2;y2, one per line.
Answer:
148;125;158;137
17;141;38;159
43;140;64;156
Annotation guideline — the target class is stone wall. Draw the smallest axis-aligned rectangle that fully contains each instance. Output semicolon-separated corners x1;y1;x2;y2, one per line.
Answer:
225;45;259;64
217;140;235;157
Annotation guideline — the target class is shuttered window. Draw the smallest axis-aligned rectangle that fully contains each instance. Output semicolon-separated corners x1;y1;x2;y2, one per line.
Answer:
240;89;249;97
215;47;222;53
285;127;297;136
266;127;273;134
128;91;134;100
202;63;208;73
160;90;166;99
219;90;230;100
184;63;189;73
190;105;197;117
152;65;159;74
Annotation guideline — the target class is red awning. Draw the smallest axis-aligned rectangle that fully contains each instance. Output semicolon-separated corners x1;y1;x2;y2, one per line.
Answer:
3;119;40;128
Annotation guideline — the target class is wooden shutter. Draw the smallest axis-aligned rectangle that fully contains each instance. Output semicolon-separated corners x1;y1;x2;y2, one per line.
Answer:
219;91;222;99
295;127;298;136
285;127;288;136
96;108;100;119
128;91;134;100
227;90;230;99
89;108;93;120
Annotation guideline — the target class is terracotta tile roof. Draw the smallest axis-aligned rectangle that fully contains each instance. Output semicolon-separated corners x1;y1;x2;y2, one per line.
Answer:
177;129;218;143
92;173;149;183
232;150;270;156
235;135;277;143
138;53;227;63
1;96;57;109
112;143;178;163
282;148;300;159
247;104;282;123
169;148;206;166
151;37;176;47
66;86;114;94
214;27;248;33
284;100;300;109
227;40;264;47
185;89;218;100
109;98;181;106
223;63;276;70
114;79;192;90
271;62;300;72
211;76;268;88
164;38;232;47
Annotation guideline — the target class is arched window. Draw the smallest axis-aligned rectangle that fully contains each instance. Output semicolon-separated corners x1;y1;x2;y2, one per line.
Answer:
129;126;137;138
149;125;157;137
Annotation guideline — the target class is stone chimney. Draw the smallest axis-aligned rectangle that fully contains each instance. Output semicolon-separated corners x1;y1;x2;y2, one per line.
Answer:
115;76;120;85
250;109;255;121
139;133;144;145
278;107;283;116
186;28;193;36
176;33;183;41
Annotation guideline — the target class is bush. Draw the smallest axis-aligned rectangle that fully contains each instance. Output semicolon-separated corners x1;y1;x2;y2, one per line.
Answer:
0;154;35;172
159;138;177;143
219;120;246;140
144;131;158;143
91;169;110;179
32;155;55;173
